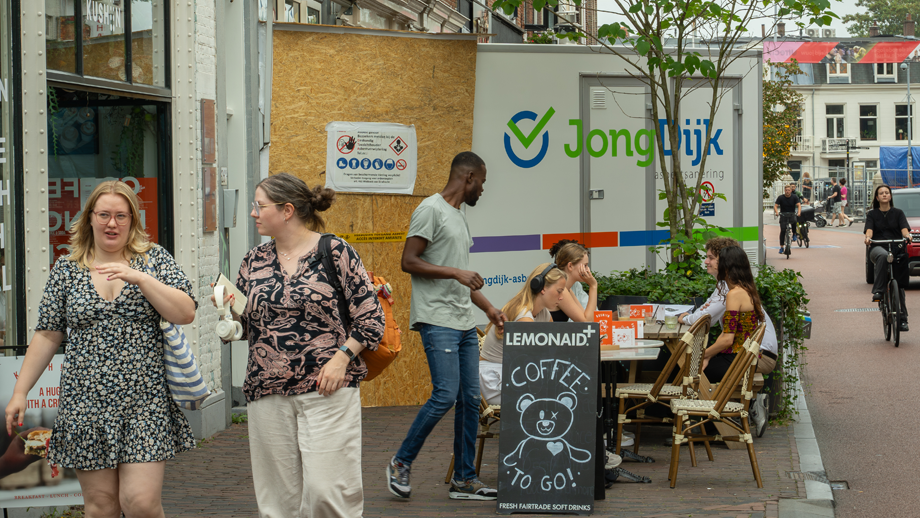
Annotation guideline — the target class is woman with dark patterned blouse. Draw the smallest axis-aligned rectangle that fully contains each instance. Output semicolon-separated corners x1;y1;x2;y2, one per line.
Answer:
5;181;198;517
701;246;764;383
219;173;384;518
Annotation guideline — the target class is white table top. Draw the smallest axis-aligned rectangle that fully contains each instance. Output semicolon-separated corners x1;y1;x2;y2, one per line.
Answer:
601;348;661;362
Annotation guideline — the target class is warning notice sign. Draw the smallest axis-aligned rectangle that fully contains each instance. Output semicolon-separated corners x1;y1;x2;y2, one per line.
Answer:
325;122;417;194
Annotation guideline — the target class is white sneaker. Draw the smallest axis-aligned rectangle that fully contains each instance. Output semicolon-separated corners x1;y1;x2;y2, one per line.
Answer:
623;430;635;439
751;394;768;437
605;453;623;469
620;434;634;447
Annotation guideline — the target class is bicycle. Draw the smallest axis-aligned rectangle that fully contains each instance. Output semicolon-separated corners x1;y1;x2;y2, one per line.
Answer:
777;212;797;259
869;238;908;347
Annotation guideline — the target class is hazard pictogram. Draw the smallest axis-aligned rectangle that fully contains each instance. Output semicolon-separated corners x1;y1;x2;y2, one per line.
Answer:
390;136;408;156
396;159;407;171
700;181;715;203
337;135;357;154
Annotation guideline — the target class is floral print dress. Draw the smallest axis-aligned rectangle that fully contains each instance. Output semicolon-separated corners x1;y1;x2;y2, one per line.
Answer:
236;236;385;402
721;310;761;355
36;245;197;470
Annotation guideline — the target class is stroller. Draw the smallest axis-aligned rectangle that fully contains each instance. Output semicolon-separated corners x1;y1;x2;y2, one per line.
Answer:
810;201;828;228
796;205;815;248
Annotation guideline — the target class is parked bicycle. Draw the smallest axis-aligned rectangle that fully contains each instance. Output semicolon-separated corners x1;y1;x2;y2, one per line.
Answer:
869;238;908;347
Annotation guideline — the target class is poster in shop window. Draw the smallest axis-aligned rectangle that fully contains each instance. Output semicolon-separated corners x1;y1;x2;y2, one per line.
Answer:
324;121;417;194
497;321;598;515
0;355;83;508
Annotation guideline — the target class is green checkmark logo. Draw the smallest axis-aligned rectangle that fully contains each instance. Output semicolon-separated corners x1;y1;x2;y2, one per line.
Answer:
507;107;556;149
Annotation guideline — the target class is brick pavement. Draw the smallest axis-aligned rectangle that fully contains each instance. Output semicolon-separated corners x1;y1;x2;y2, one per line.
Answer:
163;406;803;517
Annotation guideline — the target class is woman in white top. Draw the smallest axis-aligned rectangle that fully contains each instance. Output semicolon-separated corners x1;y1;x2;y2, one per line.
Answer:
479;263;567;404
548;241;597;322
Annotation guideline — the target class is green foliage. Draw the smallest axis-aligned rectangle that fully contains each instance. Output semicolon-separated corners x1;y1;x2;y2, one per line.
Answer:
48;86;61;157
842;0;920;37
33;506;84;518
231;412;248;424
652;189;729;273
593;263;810;422
755;264;809;422
528;31;556;44
594;267;716;304
110;106;155;176
763;61;806;197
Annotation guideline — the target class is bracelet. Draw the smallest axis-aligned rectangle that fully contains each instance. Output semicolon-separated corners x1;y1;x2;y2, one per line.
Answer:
338;345;356;361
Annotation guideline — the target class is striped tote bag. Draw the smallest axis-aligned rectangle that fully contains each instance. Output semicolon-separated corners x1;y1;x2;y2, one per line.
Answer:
144;256;210;410
161;319;211;410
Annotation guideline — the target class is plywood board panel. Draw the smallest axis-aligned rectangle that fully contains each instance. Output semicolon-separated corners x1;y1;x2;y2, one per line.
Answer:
270;27;476;407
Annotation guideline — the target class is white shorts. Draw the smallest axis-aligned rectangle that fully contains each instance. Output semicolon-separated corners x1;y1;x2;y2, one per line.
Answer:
479;360;502;405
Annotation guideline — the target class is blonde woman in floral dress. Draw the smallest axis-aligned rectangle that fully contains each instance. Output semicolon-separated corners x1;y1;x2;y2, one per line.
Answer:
5;181;197;518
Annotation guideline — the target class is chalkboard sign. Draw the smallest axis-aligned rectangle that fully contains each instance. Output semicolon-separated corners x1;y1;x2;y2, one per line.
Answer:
497;321;599;515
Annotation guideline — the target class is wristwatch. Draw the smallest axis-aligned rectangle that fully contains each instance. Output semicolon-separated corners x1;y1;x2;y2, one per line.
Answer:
338;345;356;361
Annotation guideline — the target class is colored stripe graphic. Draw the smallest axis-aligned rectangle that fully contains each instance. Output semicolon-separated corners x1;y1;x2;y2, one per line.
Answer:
472;227;759;253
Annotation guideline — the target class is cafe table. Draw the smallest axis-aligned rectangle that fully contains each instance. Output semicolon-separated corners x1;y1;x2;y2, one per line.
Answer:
597;343;662;484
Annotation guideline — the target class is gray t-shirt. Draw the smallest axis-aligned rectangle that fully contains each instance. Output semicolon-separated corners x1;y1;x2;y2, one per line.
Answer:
408;193;475;331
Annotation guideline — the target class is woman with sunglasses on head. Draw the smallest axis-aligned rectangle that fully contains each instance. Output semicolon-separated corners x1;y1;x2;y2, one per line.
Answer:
5;181;197;518
479;263;566;405
217;172;384;518
547;240;597;322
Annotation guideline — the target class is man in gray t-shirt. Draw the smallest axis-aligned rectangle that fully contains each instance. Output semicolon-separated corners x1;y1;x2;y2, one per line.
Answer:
387;152;505;502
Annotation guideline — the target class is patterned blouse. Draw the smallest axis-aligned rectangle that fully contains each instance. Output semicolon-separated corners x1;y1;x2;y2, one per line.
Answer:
235;236;385;402
721;310;760;354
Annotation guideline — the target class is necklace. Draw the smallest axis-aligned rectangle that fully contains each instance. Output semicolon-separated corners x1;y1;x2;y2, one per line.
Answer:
278;242;307;261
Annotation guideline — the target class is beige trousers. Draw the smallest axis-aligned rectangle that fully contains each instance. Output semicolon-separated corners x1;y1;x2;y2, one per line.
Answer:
248;388;363;518
756;354;777;374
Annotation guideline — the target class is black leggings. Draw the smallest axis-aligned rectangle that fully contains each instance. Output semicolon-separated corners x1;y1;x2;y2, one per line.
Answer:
779;214;797;247
704;353;736;383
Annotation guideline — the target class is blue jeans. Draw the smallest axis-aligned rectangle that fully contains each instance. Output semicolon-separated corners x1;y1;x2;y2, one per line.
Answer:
395;324;480;481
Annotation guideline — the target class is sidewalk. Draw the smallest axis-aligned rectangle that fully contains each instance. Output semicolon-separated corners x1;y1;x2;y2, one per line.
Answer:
163;406;808;517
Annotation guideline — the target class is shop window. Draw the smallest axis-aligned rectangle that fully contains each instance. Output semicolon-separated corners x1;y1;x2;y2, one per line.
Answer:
46;88;169;264
44;0;168;88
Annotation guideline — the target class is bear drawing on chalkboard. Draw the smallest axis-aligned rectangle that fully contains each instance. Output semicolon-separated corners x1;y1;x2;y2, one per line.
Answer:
503;392;592;469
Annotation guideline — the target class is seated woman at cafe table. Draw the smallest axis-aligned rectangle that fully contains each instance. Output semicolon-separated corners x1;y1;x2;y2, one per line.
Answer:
677;237;778;375
547;240;597;322
700;246;764;383
479;263;566;405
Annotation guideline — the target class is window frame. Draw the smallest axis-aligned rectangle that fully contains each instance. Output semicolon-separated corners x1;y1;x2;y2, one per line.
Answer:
46;0;171;99
825;103;846;139
859;104;878;141
875;63;897;83
826;62;851;84
895;103;915;141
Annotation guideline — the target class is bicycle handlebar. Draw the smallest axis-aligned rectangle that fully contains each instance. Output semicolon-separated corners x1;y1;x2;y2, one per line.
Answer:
869;239;908;244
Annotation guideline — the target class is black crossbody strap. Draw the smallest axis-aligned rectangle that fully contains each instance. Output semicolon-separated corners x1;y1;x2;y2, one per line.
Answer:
319;233;352;329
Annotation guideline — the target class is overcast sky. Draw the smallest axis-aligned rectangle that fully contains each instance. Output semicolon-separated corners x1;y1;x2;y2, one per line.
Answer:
595;0;863;38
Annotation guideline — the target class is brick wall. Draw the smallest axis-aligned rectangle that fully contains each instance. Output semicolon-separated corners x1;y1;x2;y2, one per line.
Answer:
194;0;222;390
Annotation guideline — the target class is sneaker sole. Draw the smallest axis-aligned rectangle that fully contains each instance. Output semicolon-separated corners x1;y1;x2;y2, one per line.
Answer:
386;465;411;499
449;492;497;501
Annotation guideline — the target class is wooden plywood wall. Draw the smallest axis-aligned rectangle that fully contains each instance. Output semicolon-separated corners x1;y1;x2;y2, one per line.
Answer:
270;26;477;407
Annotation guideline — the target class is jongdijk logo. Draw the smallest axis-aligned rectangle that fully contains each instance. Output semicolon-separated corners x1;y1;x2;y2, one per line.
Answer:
504;108;555;169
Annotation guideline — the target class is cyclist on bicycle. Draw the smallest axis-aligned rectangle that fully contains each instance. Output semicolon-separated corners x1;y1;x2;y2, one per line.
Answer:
865;184;911;331
774;184;802;254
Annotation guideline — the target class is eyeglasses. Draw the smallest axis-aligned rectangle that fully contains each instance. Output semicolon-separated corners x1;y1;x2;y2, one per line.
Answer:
93;211;132;226
252;201;284;216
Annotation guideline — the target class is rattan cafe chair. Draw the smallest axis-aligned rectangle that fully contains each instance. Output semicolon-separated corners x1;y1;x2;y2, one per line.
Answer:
614;314;711;456
667;323;767;489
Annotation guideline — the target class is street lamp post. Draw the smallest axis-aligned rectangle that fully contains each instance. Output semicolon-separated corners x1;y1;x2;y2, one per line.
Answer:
902;62;913;188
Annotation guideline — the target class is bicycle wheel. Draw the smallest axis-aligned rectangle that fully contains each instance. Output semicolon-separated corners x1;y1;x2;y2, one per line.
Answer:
785;230;791;259
891;279;901;347
882;294;891;342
